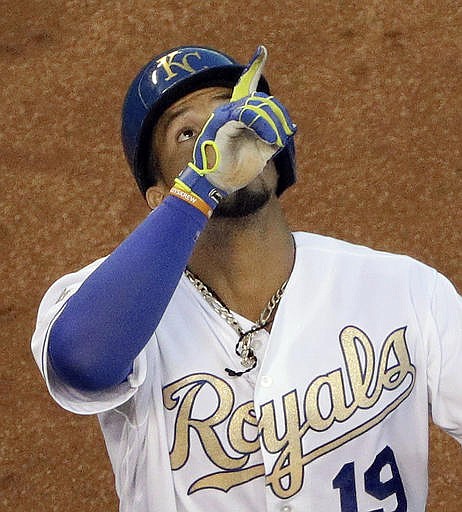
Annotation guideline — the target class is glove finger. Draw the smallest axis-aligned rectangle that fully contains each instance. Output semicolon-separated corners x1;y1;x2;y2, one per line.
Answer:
237;97;296;147
230;45;267;102
246;93;297;138
237;107;280;145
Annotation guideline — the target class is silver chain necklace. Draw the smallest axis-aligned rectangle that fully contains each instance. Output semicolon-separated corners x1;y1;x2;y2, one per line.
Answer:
184;268;288;377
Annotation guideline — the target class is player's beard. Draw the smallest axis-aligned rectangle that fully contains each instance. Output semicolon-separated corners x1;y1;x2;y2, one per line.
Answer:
212;181;272;218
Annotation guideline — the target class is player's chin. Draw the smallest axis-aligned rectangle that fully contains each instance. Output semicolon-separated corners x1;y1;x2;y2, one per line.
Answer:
212;183;272;218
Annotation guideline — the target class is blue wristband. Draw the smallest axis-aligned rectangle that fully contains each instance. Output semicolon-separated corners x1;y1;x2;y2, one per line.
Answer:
177;165;228;209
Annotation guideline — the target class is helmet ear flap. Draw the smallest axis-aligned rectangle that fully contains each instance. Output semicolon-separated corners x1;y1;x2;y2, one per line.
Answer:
121;46;296;198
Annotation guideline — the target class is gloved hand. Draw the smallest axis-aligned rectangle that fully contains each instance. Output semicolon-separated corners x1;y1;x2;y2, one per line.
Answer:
174;45;296;209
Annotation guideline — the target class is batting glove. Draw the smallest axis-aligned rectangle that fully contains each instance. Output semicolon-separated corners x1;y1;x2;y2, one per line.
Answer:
174;45;297;210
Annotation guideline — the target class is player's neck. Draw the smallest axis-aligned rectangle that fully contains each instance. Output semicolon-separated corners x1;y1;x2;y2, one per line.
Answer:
187;196;295;322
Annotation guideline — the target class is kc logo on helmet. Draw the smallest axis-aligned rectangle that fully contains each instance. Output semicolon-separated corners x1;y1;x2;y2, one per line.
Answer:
152;50;204;84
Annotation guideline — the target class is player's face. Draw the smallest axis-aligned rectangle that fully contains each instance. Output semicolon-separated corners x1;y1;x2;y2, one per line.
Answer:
148;86;278;217
152;87;231;189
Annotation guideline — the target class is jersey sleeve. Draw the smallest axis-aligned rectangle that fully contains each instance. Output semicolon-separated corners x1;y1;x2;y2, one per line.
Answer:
30;259;148;415
426;271;462;443
46;196;208;392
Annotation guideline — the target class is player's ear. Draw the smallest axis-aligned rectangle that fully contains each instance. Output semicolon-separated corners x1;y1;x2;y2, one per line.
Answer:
146;184;167;209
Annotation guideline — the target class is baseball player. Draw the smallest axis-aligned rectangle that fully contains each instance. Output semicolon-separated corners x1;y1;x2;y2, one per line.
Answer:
31;45;462;512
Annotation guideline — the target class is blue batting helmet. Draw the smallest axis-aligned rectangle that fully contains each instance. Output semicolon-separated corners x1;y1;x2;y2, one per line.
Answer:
121;46;296;196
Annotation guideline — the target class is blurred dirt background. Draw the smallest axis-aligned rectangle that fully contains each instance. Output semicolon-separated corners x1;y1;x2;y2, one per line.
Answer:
1;0;461;510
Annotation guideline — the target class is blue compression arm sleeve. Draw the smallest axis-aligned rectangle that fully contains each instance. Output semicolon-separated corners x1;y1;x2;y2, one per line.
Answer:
48;196;208;391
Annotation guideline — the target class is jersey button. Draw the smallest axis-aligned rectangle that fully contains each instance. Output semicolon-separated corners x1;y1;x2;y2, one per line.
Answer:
281;505;292;512
252;339;262;350
261;375;273;387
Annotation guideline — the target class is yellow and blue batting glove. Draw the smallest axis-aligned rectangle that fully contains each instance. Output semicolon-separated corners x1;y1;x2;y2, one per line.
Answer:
175;45;296;209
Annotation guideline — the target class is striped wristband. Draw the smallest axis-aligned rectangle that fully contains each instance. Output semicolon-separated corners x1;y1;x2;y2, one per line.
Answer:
169;185;213;218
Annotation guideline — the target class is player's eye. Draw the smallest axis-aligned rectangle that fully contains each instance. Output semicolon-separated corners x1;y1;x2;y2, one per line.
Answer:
177;128;196;143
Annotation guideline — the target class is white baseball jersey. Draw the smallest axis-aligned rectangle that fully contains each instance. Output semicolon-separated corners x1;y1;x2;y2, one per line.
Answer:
31;232;462;512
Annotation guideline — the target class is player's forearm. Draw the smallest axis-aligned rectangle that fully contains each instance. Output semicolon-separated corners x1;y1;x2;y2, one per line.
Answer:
48;196;208;391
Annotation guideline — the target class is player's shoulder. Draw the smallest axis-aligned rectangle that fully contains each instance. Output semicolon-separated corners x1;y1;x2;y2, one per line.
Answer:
292;231;436;276
39;257;107;308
